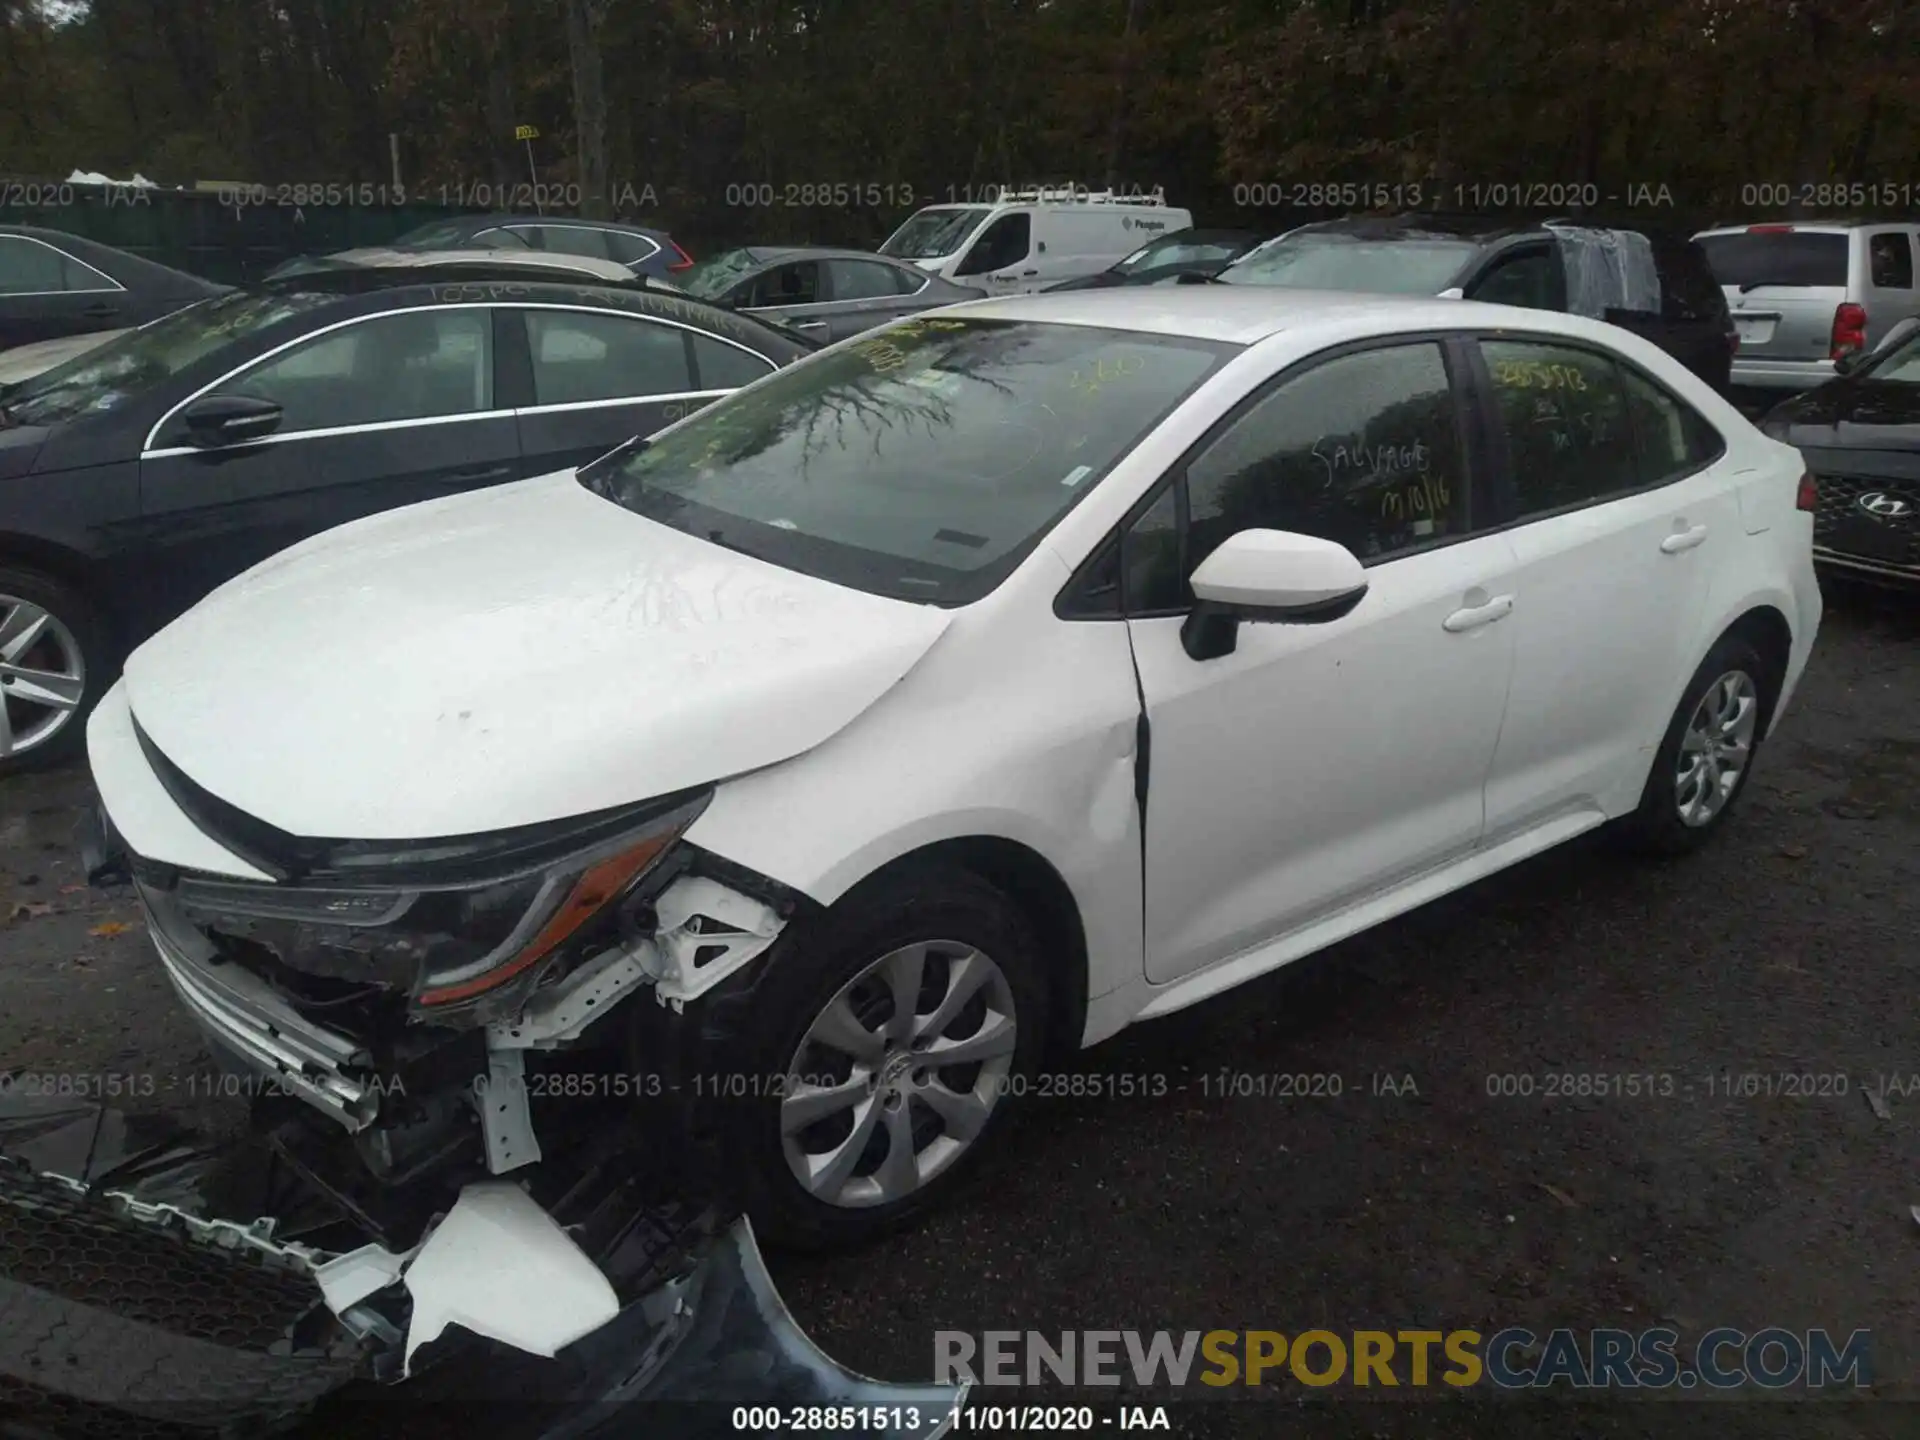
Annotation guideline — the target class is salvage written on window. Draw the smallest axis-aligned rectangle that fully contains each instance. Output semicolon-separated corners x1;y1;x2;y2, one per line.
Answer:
1311;435;1452;524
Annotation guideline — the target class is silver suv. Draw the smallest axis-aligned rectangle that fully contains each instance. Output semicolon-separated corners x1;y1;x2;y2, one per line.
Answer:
1694;222;1920;393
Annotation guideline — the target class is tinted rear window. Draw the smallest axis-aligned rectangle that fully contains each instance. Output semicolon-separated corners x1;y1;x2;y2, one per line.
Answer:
1652;239;1730;322
1697;231;1848;289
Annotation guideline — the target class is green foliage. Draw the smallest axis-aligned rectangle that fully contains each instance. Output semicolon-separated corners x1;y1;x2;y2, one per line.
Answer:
3;0;1914;247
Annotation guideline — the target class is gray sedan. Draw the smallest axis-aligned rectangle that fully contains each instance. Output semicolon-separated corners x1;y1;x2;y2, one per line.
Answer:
682;247;982;342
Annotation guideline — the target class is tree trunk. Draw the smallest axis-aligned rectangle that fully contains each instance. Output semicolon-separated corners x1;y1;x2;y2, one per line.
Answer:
1103;0;1142;189
565;0;610;217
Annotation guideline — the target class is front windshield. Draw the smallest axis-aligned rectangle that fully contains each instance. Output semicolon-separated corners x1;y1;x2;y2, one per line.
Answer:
878;208;990;261
580;316;1235;604
1;289;335;428
1114;235;1236;275
1219;235;1478;294
682;249;761;299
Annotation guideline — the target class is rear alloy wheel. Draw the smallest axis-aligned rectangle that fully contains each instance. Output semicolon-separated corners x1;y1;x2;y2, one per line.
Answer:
0;569;105;773
1621;633;1775;855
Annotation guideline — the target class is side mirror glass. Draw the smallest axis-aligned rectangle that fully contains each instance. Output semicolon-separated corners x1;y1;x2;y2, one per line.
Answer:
181;393;284;448
1181;529;1368;660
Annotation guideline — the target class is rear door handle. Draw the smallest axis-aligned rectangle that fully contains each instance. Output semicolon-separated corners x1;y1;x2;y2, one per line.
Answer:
81;303;120;319
790;320;828;333
448;463;515;483
1442;594;1514;633
1660;523;1709;554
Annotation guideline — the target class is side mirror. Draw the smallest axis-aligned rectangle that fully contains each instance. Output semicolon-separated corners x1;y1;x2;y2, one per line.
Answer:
1181;529;1368;660
181;393;283;448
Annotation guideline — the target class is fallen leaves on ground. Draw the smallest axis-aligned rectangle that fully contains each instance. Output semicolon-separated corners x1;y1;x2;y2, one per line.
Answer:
87;921;135;938
6;901;53;922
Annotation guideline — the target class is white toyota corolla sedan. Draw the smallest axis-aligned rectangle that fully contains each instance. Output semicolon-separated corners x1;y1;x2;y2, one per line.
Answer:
85;288;1821;1250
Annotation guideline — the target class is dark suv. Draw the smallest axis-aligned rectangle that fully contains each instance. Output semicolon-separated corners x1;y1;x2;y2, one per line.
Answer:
1218;214;1738;393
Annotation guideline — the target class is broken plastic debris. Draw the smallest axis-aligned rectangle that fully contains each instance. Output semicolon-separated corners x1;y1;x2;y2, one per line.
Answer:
1866;1088;1893;1121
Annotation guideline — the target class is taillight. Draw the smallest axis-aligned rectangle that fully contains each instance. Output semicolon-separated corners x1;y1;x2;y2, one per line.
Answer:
1727;326;1741;354
1831;302;1868;359
1796;472;1818;512
1747;224;1795;234
666;240;695;271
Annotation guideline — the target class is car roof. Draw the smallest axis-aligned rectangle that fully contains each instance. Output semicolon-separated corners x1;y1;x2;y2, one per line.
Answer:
948;286;1526;345
1285;213;1543;244
737;246;920;265
318;247;645;283
430;214;670;236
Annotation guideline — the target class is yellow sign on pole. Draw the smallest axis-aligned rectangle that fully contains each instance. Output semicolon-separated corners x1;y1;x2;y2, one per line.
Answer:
514;124;540;141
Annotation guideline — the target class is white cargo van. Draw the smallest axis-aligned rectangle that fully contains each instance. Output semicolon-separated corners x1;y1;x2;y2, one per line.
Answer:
878;189;1193;294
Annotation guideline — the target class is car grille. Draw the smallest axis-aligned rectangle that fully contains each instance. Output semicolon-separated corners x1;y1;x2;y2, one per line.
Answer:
1810;472;1920;572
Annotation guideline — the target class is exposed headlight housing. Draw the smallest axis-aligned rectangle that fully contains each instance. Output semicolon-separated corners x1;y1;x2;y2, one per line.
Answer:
166;789;711;1025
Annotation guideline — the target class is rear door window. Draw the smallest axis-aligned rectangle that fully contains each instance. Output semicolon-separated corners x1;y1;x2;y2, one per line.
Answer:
1620;367;1725;482
535;226;613;261
525;309;691;405
1480;339;1638;518
742;261;823;307
1696;231;1849;289
828;258;912;300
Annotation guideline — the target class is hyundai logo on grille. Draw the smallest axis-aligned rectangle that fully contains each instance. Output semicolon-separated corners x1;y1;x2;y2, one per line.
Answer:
1856;492;1912;519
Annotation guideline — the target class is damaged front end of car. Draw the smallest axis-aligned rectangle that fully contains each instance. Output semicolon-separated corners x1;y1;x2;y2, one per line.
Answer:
15;771;964;1435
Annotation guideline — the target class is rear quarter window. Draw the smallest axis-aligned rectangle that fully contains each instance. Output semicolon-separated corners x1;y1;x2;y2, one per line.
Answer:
1652;239;1730;322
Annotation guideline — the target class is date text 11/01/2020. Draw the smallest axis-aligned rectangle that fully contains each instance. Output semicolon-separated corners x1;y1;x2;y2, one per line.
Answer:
1228;182;1679;210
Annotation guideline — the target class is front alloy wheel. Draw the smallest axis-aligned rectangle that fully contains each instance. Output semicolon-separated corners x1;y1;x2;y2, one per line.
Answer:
678;867;1049;1250
781;941;1018;1208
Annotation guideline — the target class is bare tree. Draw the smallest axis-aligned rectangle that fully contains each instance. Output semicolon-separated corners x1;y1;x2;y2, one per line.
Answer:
565;0;609;217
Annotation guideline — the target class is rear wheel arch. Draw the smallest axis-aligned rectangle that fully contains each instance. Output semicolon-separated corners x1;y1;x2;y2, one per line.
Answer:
0;535;118;648
1717;604;1792;729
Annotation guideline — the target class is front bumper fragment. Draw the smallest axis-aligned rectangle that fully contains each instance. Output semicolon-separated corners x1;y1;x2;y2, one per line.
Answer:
141;887;381;1131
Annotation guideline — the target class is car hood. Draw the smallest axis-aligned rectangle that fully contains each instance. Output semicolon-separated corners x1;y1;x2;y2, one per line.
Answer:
122;471;953;840
0;329;128;387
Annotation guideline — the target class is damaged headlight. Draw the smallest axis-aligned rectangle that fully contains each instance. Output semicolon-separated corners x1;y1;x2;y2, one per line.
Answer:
168;790;711;1021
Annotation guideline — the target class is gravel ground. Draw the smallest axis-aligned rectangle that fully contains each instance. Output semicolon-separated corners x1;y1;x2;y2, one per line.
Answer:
1;582;1915;1437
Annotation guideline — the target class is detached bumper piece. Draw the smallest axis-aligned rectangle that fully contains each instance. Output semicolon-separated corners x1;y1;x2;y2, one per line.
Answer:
0;1094;963;1439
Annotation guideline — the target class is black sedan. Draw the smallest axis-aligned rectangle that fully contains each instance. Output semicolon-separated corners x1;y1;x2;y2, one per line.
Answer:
0;225;227;351
1043;228;1261;292
680;247;982;342
0;262;809;771
1762;315;1920;587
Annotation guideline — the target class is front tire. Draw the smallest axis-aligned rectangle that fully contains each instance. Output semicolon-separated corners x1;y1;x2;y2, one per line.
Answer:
674;867;1050;1251
1620;633;1774;856
0;565;110;775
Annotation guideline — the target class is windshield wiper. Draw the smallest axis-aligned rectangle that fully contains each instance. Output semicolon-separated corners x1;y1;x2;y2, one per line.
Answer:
1737;279;1804;293
578;435;651;495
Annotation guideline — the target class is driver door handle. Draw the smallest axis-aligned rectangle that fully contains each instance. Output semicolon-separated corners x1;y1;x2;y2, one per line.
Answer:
1660;523;1709;554
448;463;515;484
1442;594;1514;633
81;303;120;319
790;320;828;333
1020;269;1038;277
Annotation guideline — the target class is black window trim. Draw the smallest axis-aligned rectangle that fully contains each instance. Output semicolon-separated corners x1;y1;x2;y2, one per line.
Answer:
1054;329;1490;622
1463;327;1730;536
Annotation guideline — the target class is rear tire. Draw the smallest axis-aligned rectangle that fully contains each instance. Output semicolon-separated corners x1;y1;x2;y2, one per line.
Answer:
0;565;111;776
1619;633;1775;856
